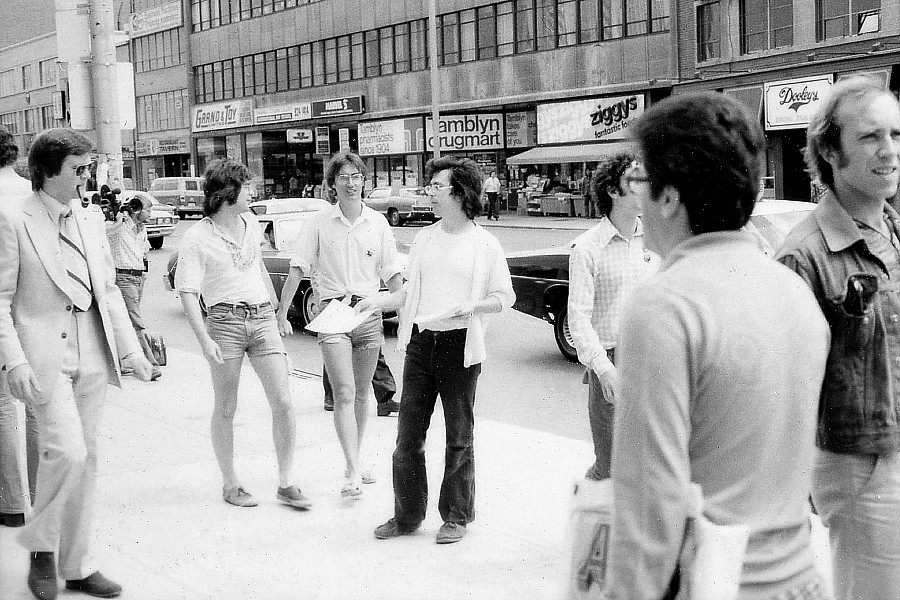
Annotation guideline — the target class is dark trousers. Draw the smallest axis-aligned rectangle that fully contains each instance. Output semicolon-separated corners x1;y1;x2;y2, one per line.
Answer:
585;348;615;481
322;348;396;404
393;327;481;526
486;192;499;219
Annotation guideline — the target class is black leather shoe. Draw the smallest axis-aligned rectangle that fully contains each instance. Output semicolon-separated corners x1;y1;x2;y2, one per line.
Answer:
377;399;400;417
65;571;122;598
28;551;57;600
0;512;25;527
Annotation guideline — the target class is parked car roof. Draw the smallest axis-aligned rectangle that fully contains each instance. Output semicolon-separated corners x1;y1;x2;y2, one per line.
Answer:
249;197;331;215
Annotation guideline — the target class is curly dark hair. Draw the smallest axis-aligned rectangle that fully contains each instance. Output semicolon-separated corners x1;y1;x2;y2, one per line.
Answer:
424;156;483;219
0;125;18;168
28;128;94;191
202;159;251;216
323;151;367;203
631;92;764;234
591;152;636;218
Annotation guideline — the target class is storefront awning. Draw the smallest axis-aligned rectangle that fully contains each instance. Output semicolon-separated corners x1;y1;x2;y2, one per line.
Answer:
506;142;635;165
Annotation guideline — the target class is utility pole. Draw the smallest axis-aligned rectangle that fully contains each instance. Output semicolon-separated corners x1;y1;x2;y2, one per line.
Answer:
88;0;123;186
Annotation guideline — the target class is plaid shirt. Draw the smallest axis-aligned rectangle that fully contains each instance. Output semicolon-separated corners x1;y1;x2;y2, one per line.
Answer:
567;217;656;376
106;217;148;271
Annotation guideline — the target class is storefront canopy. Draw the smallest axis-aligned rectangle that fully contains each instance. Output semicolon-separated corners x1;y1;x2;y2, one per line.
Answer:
506;142;635;165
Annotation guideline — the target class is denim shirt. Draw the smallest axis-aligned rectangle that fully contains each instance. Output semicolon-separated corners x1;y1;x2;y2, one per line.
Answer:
777;192;900;455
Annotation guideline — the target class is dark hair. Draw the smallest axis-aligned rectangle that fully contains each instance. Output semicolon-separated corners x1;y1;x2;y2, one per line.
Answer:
0;125;18;168
323;151;367;203
805;76;893;191
424;156;483;219
591;152;636;218
202;159;251;216
631;92;764;234
28;128;94;191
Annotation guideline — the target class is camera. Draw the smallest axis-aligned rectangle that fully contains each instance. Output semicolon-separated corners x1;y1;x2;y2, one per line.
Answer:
91;185;142;222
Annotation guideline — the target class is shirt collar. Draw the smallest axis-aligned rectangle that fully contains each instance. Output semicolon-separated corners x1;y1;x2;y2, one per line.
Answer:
662;230;759;271
38;190;75;221
587;216;644;247
814;190;900;253
328;201;373;226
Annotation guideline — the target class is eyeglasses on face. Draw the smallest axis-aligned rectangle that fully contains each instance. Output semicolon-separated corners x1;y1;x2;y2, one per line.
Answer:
72;162;94;177
425;182;452;194
335;173;364;185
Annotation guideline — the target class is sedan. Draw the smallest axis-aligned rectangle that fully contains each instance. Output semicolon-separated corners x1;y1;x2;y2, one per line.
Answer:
166;208;408;327
506;199;816;362
364;187;438;226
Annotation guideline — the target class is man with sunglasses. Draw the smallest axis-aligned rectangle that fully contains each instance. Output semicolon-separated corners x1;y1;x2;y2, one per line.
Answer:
567;152;657;481
0;128;153;600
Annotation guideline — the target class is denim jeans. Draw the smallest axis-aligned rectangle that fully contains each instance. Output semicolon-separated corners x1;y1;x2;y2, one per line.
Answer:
585;348;615;481
205;302;285;360
812;449;900;599
393;327;481;526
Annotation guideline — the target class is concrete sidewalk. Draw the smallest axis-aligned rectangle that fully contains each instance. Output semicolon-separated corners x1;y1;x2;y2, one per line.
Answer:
0;347;834;600
479;210;594;232
0;348;589;600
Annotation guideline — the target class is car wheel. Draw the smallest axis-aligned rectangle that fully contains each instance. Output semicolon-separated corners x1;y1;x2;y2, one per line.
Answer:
554;306;579;362
149;237;164;250
387;208;401;227
298;286;320;327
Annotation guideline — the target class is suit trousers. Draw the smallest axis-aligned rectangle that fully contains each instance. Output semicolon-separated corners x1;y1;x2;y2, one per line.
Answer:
18;305;109;580
0;387;39;513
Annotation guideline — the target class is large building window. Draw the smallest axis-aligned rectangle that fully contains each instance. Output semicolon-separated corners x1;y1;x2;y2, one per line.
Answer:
134;29;184;73
697;2;721;61
299;43;312;88
602;0;624;39
379;26;395;74
311;40;325;86
558;0;577;46
579;0;600;42
410;20;428;71
39;59;57;87
0;112;18;133
351;32;366;79
324;38;338;83
817;0;880;40
137;89;189;133
365;30;379;77
337;35;352;81
741;0;793;53
441;13;460;65
394;23;410;73
477;6;497;59
516;0;536;52
460;9;477;62
536;0;557;50
497;2;515;55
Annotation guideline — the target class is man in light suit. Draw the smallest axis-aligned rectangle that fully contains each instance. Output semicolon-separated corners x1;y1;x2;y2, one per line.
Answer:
0;128;152;600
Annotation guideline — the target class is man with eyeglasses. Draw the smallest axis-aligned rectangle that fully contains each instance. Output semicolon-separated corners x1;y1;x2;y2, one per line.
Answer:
567;152;657;482
277;151;403;498
0;128;153;600
601;94;830;600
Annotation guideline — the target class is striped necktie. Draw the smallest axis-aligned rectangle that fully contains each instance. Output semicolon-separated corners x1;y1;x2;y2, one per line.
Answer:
60;210;93;311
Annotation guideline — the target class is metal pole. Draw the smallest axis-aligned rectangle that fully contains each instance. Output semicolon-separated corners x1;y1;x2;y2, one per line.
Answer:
89;0;123;186
428;0;440;160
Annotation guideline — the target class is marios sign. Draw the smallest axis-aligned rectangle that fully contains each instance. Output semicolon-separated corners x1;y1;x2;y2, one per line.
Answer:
537;95;645;144
764;75;833;130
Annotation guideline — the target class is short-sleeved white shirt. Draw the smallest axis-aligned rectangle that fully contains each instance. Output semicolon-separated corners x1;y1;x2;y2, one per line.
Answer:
289;203;402;300
175;212;270;307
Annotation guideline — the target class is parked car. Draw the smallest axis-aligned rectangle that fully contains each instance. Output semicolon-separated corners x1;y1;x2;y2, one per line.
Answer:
82;189;179;249
364;187;437;226
249;197;331;215
165;208;409;327
506;199;816;362
147;176;205;219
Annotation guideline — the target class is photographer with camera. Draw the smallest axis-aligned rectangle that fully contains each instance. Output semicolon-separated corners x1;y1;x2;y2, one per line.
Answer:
105;190;162;381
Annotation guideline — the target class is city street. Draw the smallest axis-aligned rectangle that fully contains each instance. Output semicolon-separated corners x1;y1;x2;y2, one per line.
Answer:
144;217;592;441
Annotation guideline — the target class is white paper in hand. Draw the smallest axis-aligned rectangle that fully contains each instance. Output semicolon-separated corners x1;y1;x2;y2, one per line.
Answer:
305;299;374;334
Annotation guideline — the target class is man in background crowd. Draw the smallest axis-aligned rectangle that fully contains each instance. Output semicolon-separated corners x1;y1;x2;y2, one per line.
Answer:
777;76;900;599
483;171;501;221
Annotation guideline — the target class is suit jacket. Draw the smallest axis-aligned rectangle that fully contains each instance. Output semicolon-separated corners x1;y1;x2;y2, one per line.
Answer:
0;192;141;403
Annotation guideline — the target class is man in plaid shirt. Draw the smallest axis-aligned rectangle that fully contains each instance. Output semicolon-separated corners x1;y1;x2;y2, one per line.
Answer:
567;152;657;480
106;192;162;381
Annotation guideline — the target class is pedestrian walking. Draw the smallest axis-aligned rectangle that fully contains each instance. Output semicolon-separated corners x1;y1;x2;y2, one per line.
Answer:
0;128;154;600
567;152;657;482
483;171;501;220
602;93;831;599
362;156;515;544
0;124;39;529
777;76;900;600
176;158;312;511
277;151;404;498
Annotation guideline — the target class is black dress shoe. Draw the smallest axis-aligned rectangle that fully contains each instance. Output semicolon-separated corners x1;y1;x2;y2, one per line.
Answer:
377;399;400;417
0;512;25;527
65;571;122;598
28;551;57;600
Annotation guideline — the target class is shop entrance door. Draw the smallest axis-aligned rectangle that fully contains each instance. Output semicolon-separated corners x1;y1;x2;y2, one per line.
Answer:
164;154;191;177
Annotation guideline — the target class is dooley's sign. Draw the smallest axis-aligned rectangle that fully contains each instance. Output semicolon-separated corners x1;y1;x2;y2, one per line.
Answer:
192;99;254;133
764;75;833;131
537;95;645;145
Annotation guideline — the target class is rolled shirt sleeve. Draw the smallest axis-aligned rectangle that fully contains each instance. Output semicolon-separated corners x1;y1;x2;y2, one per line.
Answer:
174;232;205;295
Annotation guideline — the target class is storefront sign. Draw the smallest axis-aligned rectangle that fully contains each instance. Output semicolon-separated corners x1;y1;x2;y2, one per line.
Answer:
506;112;537;148
129;1;182;38
192;99;254;133
537;95;645;144
286;128;313;143
315;126;331;155
338;128;350;151
358;118;424;156
255;103;312;125
425;114;503;151
311;96;365;119
764;75;833;131
136;137;189;156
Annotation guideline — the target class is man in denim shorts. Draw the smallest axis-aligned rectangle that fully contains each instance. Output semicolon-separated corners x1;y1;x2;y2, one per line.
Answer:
176;159;312;511
278;151;403;498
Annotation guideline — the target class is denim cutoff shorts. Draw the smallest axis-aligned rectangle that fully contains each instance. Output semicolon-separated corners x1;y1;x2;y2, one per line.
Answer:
205;301;286;360
317;297;384;350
